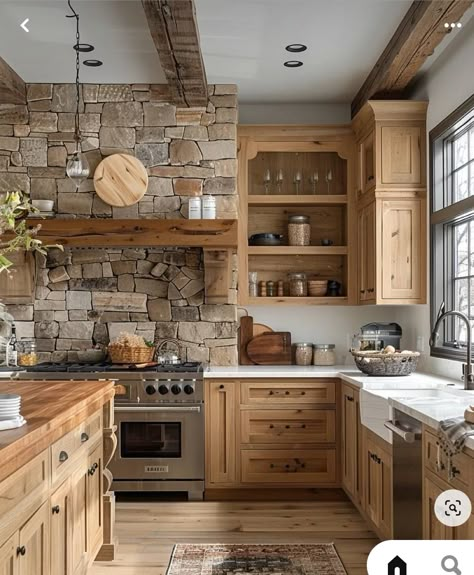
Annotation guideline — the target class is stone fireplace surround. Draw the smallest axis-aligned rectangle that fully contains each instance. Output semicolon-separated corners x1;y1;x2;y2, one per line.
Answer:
0;83;238;365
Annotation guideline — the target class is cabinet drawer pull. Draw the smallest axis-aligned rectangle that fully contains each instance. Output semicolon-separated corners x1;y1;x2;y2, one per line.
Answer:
81;432;89;443
269;424;274;429
346;396;354;402
52;505;60;515
59;450;69;463
269;391;274;395
16;546;26;557
219;384;224;390
93;462;99;471
301;391;306;395
285;425;290;429
285;391;290;395
301;424;306;429
285;464;290;469
360;290;365;294
88;466;96;476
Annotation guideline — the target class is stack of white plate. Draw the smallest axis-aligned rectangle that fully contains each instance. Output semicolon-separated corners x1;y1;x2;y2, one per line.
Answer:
0;393;21;421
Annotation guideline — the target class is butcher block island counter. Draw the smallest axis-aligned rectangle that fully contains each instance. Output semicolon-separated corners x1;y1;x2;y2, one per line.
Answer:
0;380;116;575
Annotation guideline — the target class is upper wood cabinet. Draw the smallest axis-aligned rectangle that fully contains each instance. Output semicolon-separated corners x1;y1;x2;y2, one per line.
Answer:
353;100;427;195
353;100;428;305
237;125;358;306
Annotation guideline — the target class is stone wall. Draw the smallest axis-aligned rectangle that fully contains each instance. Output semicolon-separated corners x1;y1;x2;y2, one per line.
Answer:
0;83;239;365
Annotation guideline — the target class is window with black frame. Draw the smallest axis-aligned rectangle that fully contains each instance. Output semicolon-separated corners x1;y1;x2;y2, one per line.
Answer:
431;95;474;360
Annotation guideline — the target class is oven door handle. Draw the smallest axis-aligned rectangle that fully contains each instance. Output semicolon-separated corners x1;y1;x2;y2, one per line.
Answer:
115;406;201;413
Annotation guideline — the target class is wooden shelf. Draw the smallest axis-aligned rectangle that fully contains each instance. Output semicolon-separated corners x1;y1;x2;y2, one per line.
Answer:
248;194;348;206
25;218;238;248
248;246;348;256
248;297;349;306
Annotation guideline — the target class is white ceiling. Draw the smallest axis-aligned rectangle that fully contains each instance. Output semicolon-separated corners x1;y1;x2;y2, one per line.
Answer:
196;0;413;103
0;0;166;84
0;0;470;105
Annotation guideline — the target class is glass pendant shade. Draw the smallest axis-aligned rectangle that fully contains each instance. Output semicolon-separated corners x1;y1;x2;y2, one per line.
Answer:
66;150;90;187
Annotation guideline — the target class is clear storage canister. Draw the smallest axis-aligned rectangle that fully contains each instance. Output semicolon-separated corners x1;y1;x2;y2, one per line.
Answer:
288;215;311;246
295;343;313;366
313;344;336;366
17;339;38;366
288;272;308;297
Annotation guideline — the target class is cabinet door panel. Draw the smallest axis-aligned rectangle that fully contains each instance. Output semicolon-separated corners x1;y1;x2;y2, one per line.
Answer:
365;443;380;527
70;466;87;575
381;126;421;185
0;533;18;575
86;444;103;560
379;450;393;539
206;381;237;485
423;475;453;540
358;203;376;303
18;501;49;575
381;200;423;301
341;385;356;496
50;479;71;575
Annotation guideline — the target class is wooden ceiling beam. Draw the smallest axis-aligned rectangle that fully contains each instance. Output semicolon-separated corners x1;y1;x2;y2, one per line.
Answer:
351;0;474;117
142;0;208;107
0;56;26;104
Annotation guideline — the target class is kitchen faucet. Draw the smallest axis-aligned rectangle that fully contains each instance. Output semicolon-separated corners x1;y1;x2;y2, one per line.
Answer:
430;303;474;390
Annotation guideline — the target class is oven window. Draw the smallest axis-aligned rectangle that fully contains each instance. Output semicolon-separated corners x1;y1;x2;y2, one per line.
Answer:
120;422;181;458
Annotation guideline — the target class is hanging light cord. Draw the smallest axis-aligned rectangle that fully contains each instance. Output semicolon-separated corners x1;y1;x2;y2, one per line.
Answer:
66;0;81;147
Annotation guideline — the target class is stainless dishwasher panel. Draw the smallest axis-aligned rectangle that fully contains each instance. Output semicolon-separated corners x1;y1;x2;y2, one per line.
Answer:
385;409;423;539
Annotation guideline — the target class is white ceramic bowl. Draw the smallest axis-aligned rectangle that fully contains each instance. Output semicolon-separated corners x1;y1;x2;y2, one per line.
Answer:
32;199;54;212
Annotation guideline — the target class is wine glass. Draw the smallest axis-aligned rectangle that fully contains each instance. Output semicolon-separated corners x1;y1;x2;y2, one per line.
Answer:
325;169;333;195
276;169;284;194
310;171;319;194
263;169;271;195
294;171;302;195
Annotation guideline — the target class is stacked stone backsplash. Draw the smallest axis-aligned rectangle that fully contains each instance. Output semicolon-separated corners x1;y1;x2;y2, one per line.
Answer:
0;83;238;365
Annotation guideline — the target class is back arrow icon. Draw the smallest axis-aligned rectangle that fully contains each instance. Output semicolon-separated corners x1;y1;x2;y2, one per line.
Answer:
20;18;29;32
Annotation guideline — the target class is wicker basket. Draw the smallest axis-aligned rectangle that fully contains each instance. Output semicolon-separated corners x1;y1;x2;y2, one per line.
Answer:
351;350;420;376
108;344;155;364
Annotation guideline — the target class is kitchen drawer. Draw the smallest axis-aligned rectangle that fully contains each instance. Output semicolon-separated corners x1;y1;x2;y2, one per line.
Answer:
241;449;337;484
51;410;102;484
424;429;473;495
241;409;336;445
240;380;336;406
0;450;50;544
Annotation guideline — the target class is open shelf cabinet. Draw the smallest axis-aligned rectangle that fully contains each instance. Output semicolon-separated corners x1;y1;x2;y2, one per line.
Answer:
237;126;357;306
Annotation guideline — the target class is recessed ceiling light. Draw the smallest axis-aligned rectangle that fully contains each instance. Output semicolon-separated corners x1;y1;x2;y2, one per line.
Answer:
284;60;303;68
74;43;95;53
83;59;103;67
286;44;307;53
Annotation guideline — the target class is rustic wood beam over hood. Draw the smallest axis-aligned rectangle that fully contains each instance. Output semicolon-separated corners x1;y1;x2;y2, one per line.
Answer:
141;0;208;107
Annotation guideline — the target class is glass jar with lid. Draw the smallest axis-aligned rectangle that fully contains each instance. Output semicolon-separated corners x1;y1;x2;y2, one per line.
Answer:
17;340;38;367
288;215;311;246
294;343;313;366
288;272;308;297
313;344;336;366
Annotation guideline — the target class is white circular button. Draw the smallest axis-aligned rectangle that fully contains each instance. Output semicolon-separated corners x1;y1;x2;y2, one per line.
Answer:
434;489;472;528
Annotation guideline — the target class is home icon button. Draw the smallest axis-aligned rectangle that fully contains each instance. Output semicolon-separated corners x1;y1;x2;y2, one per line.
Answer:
388;555;407;575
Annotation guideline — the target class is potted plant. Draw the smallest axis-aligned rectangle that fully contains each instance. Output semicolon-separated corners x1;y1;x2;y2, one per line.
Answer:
0;190;60;272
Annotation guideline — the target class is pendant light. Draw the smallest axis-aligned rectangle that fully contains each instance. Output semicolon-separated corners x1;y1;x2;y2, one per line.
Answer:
65;0;90;187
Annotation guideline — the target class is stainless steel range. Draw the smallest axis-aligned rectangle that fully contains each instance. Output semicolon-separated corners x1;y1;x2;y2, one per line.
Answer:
13;361;205;500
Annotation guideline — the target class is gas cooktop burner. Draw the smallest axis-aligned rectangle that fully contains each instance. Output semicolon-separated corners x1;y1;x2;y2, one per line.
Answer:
21;361;203;373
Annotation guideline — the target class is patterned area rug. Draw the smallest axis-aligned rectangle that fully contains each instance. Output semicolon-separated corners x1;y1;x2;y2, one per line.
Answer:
166;544;347;575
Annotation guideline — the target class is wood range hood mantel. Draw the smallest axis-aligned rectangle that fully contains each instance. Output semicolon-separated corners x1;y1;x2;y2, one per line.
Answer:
25;218;238;304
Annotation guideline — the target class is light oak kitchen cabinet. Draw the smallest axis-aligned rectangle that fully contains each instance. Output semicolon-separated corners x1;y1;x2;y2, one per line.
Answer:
0;380;115;575
341;383;363;504
205;379;339;490
353;100;428;305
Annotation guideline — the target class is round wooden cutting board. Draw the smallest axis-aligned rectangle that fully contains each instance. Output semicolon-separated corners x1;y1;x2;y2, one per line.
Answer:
94;153;148;207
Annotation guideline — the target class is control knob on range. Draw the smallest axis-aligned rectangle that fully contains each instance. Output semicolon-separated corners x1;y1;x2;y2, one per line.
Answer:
171;384;181;395
158;384;169;395
145;385;156;395
184;384;194;395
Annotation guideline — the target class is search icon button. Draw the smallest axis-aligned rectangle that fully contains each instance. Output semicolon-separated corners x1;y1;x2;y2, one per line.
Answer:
441;555;462;575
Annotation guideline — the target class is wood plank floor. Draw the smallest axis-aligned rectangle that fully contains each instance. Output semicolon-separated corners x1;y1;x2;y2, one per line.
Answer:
91;497;378;575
